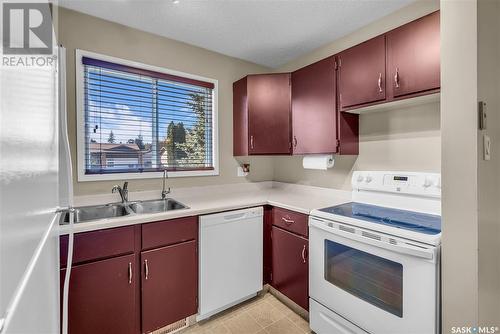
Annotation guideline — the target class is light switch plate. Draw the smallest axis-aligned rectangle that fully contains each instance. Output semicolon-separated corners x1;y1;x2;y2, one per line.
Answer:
479;101;487;130
483;134;491;161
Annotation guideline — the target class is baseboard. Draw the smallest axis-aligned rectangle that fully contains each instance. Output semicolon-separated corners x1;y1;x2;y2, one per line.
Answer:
266;285;309;320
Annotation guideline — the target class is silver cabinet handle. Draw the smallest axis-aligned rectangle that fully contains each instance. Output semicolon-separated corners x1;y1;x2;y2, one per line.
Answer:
281;217;294;225
378;73;383;92
128;262;132;284
301;245;307;263
144;259;149;280
394;68;400;88
293;136;297;148
250;135;254;149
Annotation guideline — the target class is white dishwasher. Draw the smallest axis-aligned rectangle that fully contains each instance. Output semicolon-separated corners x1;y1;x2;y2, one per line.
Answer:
198;206;263;320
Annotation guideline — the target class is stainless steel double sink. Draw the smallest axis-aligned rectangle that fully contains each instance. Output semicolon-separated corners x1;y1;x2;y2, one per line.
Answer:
60;198;188;224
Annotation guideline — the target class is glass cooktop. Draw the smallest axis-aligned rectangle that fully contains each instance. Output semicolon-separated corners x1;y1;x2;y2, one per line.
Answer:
319;202;441;235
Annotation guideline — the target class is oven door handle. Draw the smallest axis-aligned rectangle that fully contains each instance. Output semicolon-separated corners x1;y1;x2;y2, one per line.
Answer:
310;219;435;260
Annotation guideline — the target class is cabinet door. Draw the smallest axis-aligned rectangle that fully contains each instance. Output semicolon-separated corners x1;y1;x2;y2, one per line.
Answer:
271;226;308;310
61;254;136;334
338;35;386;110
248;74;291;154
233;77;249;156
291;56;337;154
141;240;197;333
387;11;440;98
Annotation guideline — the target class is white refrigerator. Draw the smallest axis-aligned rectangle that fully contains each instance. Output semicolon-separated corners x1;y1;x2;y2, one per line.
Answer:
0;20;71;334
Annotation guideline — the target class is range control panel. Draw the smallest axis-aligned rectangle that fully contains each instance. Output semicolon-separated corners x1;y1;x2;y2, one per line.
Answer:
352;171;441;198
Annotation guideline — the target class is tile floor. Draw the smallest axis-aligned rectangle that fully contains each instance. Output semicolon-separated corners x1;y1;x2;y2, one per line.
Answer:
181;293;311;334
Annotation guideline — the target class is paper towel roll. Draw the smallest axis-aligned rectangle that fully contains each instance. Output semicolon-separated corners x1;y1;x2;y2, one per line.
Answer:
302;155;335;170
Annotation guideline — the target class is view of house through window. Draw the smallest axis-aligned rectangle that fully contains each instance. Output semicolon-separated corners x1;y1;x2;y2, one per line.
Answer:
82;56;215;176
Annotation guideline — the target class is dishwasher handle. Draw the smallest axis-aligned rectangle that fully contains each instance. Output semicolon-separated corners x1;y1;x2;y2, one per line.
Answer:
201;207;264;226
223;212;248;221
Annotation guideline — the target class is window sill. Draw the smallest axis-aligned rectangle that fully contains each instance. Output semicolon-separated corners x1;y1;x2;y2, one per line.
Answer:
77;169;219;182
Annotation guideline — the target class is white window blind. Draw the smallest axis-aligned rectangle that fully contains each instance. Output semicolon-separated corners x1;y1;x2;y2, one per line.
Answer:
82;57;215;176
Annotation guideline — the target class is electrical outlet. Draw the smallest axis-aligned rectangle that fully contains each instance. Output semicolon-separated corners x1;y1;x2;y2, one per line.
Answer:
483;134;491;161
237;166;248;177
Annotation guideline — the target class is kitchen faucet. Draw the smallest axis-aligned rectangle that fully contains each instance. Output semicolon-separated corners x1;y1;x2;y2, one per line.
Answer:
112;182;129;203
162;169;171;199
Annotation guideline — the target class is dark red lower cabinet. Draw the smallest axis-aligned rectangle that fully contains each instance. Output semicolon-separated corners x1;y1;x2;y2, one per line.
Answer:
263;206;273;285
61;254;137;334
271;226;309;310
141;240;198;333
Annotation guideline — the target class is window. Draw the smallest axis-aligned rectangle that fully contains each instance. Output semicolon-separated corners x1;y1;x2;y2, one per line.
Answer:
76;50;218;181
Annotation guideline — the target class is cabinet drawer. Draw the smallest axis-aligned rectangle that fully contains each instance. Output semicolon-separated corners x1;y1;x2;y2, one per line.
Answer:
142;216;197;250
60;226;135;267
272;207;308;238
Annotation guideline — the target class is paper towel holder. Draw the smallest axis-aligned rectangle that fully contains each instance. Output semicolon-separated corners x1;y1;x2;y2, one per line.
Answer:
302;154;335;170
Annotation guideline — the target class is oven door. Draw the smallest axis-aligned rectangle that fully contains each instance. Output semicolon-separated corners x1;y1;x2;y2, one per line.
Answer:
309;217;439;334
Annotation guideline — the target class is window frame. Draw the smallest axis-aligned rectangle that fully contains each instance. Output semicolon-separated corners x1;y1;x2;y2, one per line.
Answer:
75;49;219;182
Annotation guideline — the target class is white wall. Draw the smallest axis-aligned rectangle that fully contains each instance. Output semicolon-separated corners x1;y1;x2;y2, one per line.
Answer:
477;0;500;326
441;0;479;331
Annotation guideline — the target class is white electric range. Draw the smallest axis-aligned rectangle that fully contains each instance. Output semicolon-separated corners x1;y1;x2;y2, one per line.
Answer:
309;171;441;334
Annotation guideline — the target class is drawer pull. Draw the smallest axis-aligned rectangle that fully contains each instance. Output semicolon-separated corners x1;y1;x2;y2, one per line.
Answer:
281;217;294;225
128;262;132;284
301;245;307;263
144;259;149;280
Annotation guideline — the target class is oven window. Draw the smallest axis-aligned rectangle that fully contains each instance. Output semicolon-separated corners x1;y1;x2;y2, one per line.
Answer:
324;240;403;317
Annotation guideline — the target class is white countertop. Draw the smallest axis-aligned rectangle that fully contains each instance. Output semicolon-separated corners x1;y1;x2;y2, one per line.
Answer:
59;181;351;235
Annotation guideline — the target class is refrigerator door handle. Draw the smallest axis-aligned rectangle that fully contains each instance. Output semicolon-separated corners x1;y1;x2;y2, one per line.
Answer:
58;45;76;334
58;45;74;206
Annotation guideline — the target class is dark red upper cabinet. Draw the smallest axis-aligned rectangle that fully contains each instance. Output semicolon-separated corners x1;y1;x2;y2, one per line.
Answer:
62;254;136;334
291;56;338;154
233;76;249;156
233;74;291;155
141;240;198;334
271;226;309;310
338;35;386;111
387;11;440;99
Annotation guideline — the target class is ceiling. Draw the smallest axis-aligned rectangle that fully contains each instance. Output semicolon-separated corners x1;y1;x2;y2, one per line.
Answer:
59;0;414;68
